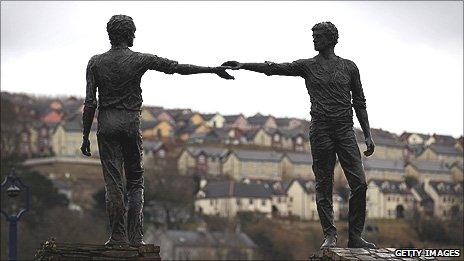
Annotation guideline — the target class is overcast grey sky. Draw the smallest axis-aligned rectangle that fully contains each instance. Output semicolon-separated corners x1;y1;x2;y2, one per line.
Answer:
1;1;463;137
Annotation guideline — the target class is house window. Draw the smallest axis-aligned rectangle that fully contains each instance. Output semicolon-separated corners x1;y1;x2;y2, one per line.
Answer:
296;136;303;144
387;196;390;201
443;197;446;203
388;210;391;216
198;155;206;164
278;197;281;203
289;197;293;202
443;210;447;216
273;134;280;142
261;199;266;206
236;199;241;206
210;200;213;206
249;199;253;205
22;133;28;142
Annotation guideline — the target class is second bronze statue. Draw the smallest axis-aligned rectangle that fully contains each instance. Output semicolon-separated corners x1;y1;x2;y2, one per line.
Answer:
222;21;377;249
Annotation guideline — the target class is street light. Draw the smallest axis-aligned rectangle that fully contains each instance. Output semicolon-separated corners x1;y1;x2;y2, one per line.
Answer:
1;168;31;261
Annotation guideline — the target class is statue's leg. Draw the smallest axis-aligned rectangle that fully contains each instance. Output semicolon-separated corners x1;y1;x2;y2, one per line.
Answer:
333;125;368;241
97;109;128;245
122;111;145;246
310;123;337;238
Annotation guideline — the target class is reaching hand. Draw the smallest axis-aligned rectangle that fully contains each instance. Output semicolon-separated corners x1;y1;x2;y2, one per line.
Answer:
222;61;243;70
212;66;235;80
81;138;91;157
364;137;375;157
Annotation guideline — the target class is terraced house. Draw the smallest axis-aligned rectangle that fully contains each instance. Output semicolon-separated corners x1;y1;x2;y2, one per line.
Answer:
356;128;405;160
367;179;414;219
222;149;284;181
52;115;98;157
423;180;463;220
285;179;341;221
281;152;314;180
195;180;273;218
177;147;230;176
362;158;405;182
416;143;463;165
405;160;455;183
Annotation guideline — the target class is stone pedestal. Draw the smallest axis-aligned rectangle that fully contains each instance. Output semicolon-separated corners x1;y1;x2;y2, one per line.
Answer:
34;239;161;260
310;248;438;260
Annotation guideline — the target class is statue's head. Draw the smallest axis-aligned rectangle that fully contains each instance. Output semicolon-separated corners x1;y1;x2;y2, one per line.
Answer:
107;15;136;47
311;22;338;51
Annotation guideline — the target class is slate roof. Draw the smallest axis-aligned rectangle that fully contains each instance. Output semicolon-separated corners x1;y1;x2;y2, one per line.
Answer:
175;112;196;122
165;108;192;118
429;181;463;196
429;144;462;156
175;124;199;135
231;149;283;162
140;120;159;130
223;114;244;124
242;179;287;196
247;114;271;126
280;127;308;139
369;179;411;195
412;183;434;203
187;147;229;158
243;128;261;140
362;158;404;172
200;181;272;199
275;118;292;127
407;160;452;174
356;128;404;148
286;152;313;164
431;134;457;146
201;113;216;121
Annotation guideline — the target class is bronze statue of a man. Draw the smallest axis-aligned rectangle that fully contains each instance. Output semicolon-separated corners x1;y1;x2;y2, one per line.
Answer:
223;22;377;249
81;14;233;247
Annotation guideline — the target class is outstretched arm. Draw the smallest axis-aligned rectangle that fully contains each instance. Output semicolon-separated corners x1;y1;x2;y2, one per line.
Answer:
350;61;374;157
174;64;234;79
81;57;97;157
222;60;305;77
143;53;233;79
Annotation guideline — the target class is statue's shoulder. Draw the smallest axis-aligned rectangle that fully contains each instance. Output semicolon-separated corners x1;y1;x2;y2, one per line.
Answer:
340;57;357;68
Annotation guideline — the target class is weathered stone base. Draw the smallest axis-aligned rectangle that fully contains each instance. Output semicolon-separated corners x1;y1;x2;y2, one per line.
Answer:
310;248;438;260
34;239;161;260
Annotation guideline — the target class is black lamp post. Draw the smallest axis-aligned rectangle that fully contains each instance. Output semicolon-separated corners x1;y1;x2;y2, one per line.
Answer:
1;168;30;261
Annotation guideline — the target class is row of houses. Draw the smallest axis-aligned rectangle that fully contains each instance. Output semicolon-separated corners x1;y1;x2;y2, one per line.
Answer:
7;92;463;162
194;178;463;221
172;145;463;183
